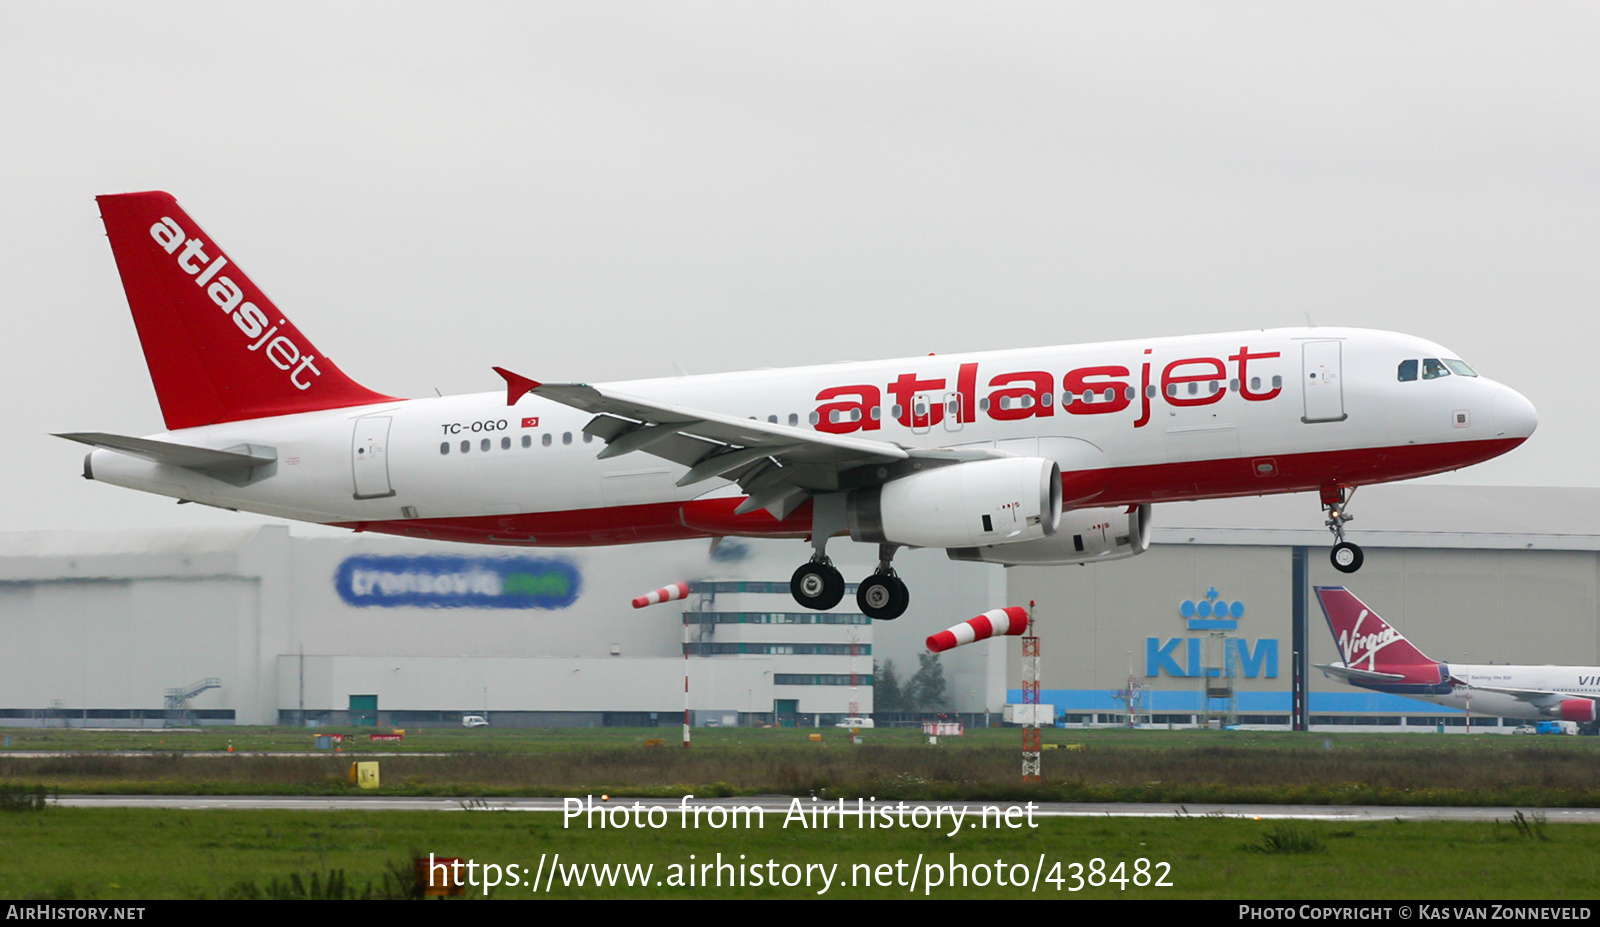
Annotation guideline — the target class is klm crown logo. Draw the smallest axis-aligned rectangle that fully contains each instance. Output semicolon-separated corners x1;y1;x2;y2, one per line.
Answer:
1179;586;1243;631
1148;584;1276;679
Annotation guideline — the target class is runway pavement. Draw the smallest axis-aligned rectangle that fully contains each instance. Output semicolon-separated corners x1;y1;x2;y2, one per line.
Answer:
48;794;1600;822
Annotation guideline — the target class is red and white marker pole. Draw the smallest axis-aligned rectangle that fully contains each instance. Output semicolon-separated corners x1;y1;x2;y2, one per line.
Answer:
926;606;1031;653
633;582;691;609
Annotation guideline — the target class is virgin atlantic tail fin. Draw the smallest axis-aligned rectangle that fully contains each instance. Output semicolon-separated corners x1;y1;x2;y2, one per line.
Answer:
96;191;397;430
1314;586;1437;672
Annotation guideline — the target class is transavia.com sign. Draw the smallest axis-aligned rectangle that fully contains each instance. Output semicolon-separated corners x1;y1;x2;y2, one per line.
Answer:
334;555;581;609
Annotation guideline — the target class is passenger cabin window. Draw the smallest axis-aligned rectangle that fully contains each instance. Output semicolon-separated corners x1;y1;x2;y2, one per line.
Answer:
1398;359;1418;382
1422;358;1450;380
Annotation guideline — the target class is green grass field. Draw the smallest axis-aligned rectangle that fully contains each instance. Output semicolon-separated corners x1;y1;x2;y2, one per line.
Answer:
5;726;1600;806
2;807;1595;900
5;727;1599;900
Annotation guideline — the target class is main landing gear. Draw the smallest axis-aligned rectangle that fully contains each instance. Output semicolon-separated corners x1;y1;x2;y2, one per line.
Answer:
790;544;910;621
791;556;845;611
855;545;910;621
1322;485;1364;574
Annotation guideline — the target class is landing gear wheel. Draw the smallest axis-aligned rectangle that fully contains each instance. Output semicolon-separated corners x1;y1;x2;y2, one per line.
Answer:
1330;541;1364;574
857;574;910;621
791;561;845;610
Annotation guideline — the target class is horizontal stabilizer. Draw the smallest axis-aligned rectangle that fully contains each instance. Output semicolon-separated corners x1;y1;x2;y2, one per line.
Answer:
1314;662;1407;685
56;432;276;471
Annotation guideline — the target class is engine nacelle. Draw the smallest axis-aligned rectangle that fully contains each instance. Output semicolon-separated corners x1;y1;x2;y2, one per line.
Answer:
947;503;1152;566
1558;699;1597;723
847;457;1062;549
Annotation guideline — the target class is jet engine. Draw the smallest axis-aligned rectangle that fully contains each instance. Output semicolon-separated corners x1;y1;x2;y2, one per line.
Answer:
1558;699;1598;723
845;457;1062;549
947;503;1152;566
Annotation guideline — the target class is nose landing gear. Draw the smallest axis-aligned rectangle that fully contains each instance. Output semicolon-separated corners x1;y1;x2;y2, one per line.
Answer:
1322;485;1363;573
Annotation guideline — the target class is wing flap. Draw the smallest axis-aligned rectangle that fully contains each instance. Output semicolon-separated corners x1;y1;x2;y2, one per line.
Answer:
508;370;1023;521
531;381;910;465
510;372;924;518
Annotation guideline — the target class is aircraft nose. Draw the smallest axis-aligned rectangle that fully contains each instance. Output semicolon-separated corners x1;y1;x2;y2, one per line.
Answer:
1493;384;1538;440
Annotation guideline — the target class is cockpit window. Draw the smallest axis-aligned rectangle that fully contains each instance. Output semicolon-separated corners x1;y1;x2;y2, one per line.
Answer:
1421;358;1450;380
1443;359;1477;377
1397;359;1418;382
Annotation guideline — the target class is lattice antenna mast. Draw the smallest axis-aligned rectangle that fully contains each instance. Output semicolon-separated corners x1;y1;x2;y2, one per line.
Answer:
1021;600;1041;782
847;629;861;719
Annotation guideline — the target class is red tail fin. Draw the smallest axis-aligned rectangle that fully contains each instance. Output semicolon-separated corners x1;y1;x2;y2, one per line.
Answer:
97;192;396;430
1314;586;1436;671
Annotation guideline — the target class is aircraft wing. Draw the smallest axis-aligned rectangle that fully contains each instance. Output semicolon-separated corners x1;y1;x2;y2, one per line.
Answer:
1314;663;1408;686
496;368;1000;520
1458;685;1599;708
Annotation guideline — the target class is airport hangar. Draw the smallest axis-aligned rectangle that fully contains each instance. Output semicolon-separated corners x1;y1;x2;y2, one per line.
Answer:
1009;485;1600;732
0;485;1594;731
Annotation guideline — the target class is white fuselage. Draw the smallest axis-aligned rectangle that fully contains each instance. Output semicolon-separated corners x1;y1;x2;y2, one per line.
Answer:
84;326;1536;548
1425;665;1600;720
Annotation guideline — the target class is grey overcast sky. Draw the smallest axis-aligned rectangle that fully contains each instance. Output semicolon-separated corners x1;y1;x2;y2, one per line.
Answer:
2;2;1595;536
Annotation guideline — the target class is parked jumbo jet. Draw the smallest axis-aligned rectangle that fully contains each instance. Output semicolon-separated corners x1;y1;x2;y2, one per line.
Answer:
62;192;1537;620
1316;586;1599;729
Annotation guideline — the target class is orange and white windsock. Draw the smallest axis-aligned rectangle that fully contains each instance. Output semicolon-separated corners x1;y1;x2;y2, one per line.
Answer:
926;606;1030;653
632;582;691;609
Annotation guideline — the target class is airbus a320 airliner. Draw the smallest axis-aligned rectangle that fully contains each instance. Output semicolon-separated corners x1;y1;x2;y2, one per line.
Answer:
62;192;1537;621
